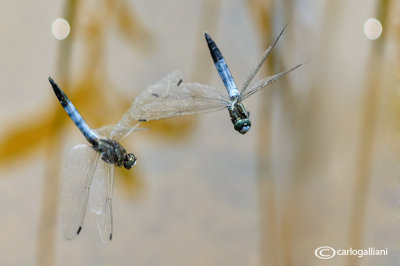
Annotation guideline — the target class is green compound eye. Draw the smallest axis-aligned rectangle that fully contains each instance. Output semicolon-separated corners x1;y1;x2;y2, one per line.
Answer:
123;153;137;169
243;119;251;127
234;119;251;134
234;120;244;131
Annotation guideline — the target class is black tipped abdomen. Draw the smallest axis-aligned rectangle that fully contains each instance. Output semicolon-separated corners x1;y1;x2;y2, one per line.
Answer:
48;77;99;144
204;32;224;63
49;77;68;107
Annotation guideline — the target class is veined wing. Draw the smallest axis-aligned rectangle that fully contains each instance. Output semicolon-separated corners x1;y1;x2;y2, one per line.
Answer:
240;25;287;95
93;122;142;142
128;70;230;121
240;63;304;101
61;144;100;240
93;125;115;139
89;159;114;244
110;120;142;141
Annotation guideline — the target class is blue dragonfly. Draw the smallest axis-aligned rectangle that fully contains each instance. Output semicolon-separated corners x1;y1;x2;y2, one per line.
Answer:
128;27;303;134
49;78;139;244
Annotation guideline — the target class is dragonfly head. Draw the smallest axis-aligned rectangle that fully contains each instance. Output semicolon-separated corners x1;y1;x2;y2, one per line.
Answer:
234;118;251;134
229;102;251;134
123;153;137;169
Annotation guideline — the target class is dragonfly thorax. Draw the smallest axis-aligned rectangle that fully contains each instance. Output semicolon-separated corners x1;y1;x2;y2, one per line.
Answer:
94;139;137;169
228;102;251;134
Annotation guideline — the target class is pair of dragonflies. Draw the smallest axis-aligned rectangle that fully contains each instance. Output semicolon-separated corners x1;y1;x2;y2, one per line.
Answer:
50;27;303;244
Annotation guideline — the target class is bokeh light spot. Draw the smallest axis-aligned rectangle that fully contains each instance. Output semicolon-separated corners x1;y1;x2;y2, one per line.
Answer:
363;18;382;40
51;18;70;40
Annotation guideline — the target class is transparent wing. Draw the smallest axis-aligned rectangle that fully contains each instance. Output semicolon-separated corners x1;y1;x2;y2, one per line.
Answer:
93;122;148;141
61;144;100;240
240;63;304;101
93;125;114;139
110;120;141;141
93;122;143;141
128;70;231;121
240;25;287;95
89;159;114;244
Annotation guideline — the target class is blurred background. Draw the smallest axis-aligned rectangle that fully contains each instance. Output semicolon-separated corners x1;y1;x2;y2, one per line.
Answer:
0;0;398;265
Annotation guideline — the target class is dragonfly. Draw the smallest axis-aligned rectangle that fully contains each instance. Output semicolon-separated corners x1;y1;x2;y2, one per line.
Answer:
49;78;139;244
128;26;303;134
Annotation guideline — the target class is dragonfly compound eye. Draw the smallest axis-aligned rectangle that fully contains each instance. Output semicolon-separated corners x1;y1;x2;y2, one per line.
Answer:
234;120;244;131
123;153;137;169
234;119;251;134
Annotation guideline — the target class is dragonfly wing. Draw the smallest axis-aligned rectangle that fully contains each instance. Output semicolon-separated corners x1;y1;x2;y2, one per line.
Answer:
94;123;147;141
240;63;304;101
110;120;141;141
99;72;186;140
240;25;287;95
61;144;100;240
130;70;230;121
93;124;114;139
89;158;114;244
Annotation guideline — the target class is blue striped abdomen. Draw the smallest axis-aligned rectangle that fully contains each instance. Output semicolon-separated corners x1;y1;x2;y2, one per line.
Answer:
214;59;240;99
49;77;99;144
205;32;240;100
63;100;99;143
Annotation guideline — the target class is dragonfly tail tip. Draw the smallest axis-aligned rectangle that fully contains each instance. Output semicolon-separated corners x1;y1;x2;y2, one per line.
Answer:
48;76;55;85
77;226;82;235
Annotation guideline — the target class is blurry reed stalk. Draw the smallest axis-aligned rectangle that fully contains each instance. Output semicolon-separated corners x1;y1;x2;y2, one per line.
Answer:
246;0;282;265
35;1;78;265
35;1;156;262
190;0;221;82
345;1;395;265
248;1;399;266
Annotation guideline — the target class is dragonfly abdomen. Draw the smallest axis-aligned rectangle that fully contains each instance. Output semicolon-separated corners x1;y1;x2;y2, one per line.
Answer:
215;60;240;99
63;101;99;143
204;33;239;100
49;77;99;144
